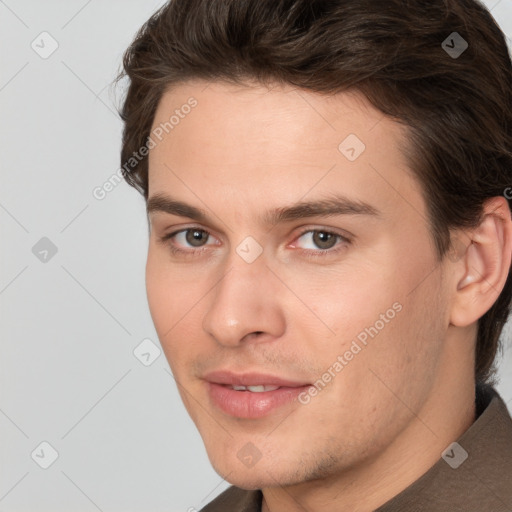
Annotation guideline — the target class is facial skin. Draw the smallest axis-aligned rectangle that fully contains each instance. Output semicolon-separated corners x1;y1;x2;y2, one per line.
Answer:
145;80;511;511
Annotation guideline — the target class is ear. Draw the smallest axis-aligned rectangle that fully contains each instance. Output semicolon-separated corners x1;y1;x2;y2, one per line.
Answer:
449;196;512;327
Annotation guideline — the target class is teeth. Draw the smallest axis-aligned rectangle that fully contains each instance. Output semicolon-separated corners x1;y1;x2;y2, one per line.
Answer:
248;385;279;392
230;385;280;392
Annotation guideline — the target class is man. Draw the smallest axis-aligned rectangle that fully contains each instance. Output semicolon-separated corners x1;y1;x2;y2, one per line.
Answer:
116;0;512;510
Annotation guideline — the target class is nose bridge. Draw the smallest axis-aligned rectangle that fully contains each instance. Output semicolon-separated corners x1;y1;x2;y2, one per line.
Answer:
202;246;284;346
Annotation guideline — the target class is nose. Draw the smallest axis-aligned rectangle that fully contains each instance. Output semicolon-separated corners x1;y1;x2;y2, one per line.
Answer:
202;254;286;347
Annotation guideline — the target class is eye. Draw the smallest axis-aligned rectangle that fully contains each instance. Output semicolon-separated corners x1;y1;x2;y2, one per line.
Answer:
173;228;211;248
158;226;351;259
158;227;219;255
296;230;338;250
291;228;351;257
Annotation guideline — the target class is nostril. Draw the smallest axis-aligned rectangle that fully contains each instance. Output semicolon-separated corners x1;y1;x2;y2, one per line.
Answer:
241;331;264;342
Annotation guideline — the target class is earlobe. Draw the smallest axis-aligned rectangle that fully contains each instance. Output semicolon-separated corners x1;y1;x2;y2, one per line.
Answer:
450;196;512;327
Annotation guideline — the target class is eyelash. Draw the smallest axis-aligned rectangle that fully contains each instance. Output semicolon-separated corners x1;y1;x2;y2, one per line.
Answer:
158;226;351;260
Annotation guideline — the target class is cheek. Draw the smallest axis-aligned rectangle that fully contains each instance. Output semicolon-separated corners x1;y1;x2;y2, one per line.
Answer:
302;241;445;396
145;250;193;359
146;247;197;326
288;263;402;345
351;263;447;413
145;250;171;335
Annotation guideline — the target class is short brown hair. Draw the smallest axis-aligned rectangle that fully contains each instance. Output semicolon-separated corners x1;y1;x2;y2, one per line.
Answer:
116;0;512;385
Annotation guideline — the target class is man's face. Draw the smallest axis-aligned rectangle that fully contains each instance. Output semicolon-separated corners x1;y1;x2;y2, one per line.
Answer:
146;81;453;488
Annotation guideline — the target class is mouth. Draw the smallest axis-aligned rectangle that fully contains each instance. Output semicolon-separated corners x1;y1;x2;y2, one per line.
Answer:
203;371;313;418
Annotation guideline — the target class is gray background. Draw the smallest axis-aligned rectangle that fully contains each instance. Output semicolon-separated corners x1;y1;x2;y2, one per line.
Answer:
1;1;511;511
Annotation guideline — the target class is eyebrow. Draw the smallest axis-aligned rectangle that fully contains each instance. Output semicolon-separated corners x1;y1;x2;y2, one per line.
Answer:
146;192;380;226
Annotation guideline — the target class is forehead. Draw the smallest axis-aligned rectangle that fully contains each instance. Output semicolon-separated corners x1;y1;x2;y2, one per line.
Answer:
150;80;395;155
147;80;426;226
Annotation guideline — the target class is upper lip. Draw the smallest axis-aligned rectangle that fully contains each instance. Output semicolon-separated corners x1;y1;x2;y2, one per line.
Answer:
203;370;310;388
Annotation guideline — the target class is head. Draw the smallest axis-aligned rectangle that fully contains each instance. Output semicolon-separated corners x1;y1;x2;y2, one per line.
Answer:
117;0;512;490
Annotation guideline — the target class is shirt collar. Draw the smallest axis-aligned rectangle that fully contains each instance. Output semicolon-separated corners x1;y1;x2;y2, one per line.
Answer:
375;383;512;511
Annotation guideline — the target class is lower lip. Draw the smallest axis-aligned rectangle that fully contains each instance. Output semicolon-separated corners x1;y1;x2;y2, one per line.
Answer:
207;382;311;418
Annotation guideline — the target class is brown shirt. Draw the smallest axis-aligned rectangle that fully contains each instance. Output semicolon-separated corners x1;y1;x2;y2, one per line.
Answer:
200;384;512;511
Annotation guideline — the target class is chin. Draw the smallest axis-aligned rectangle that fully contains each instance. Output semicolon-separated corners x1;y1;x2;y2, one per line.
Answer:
208;452;308;490
209;451;262;484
